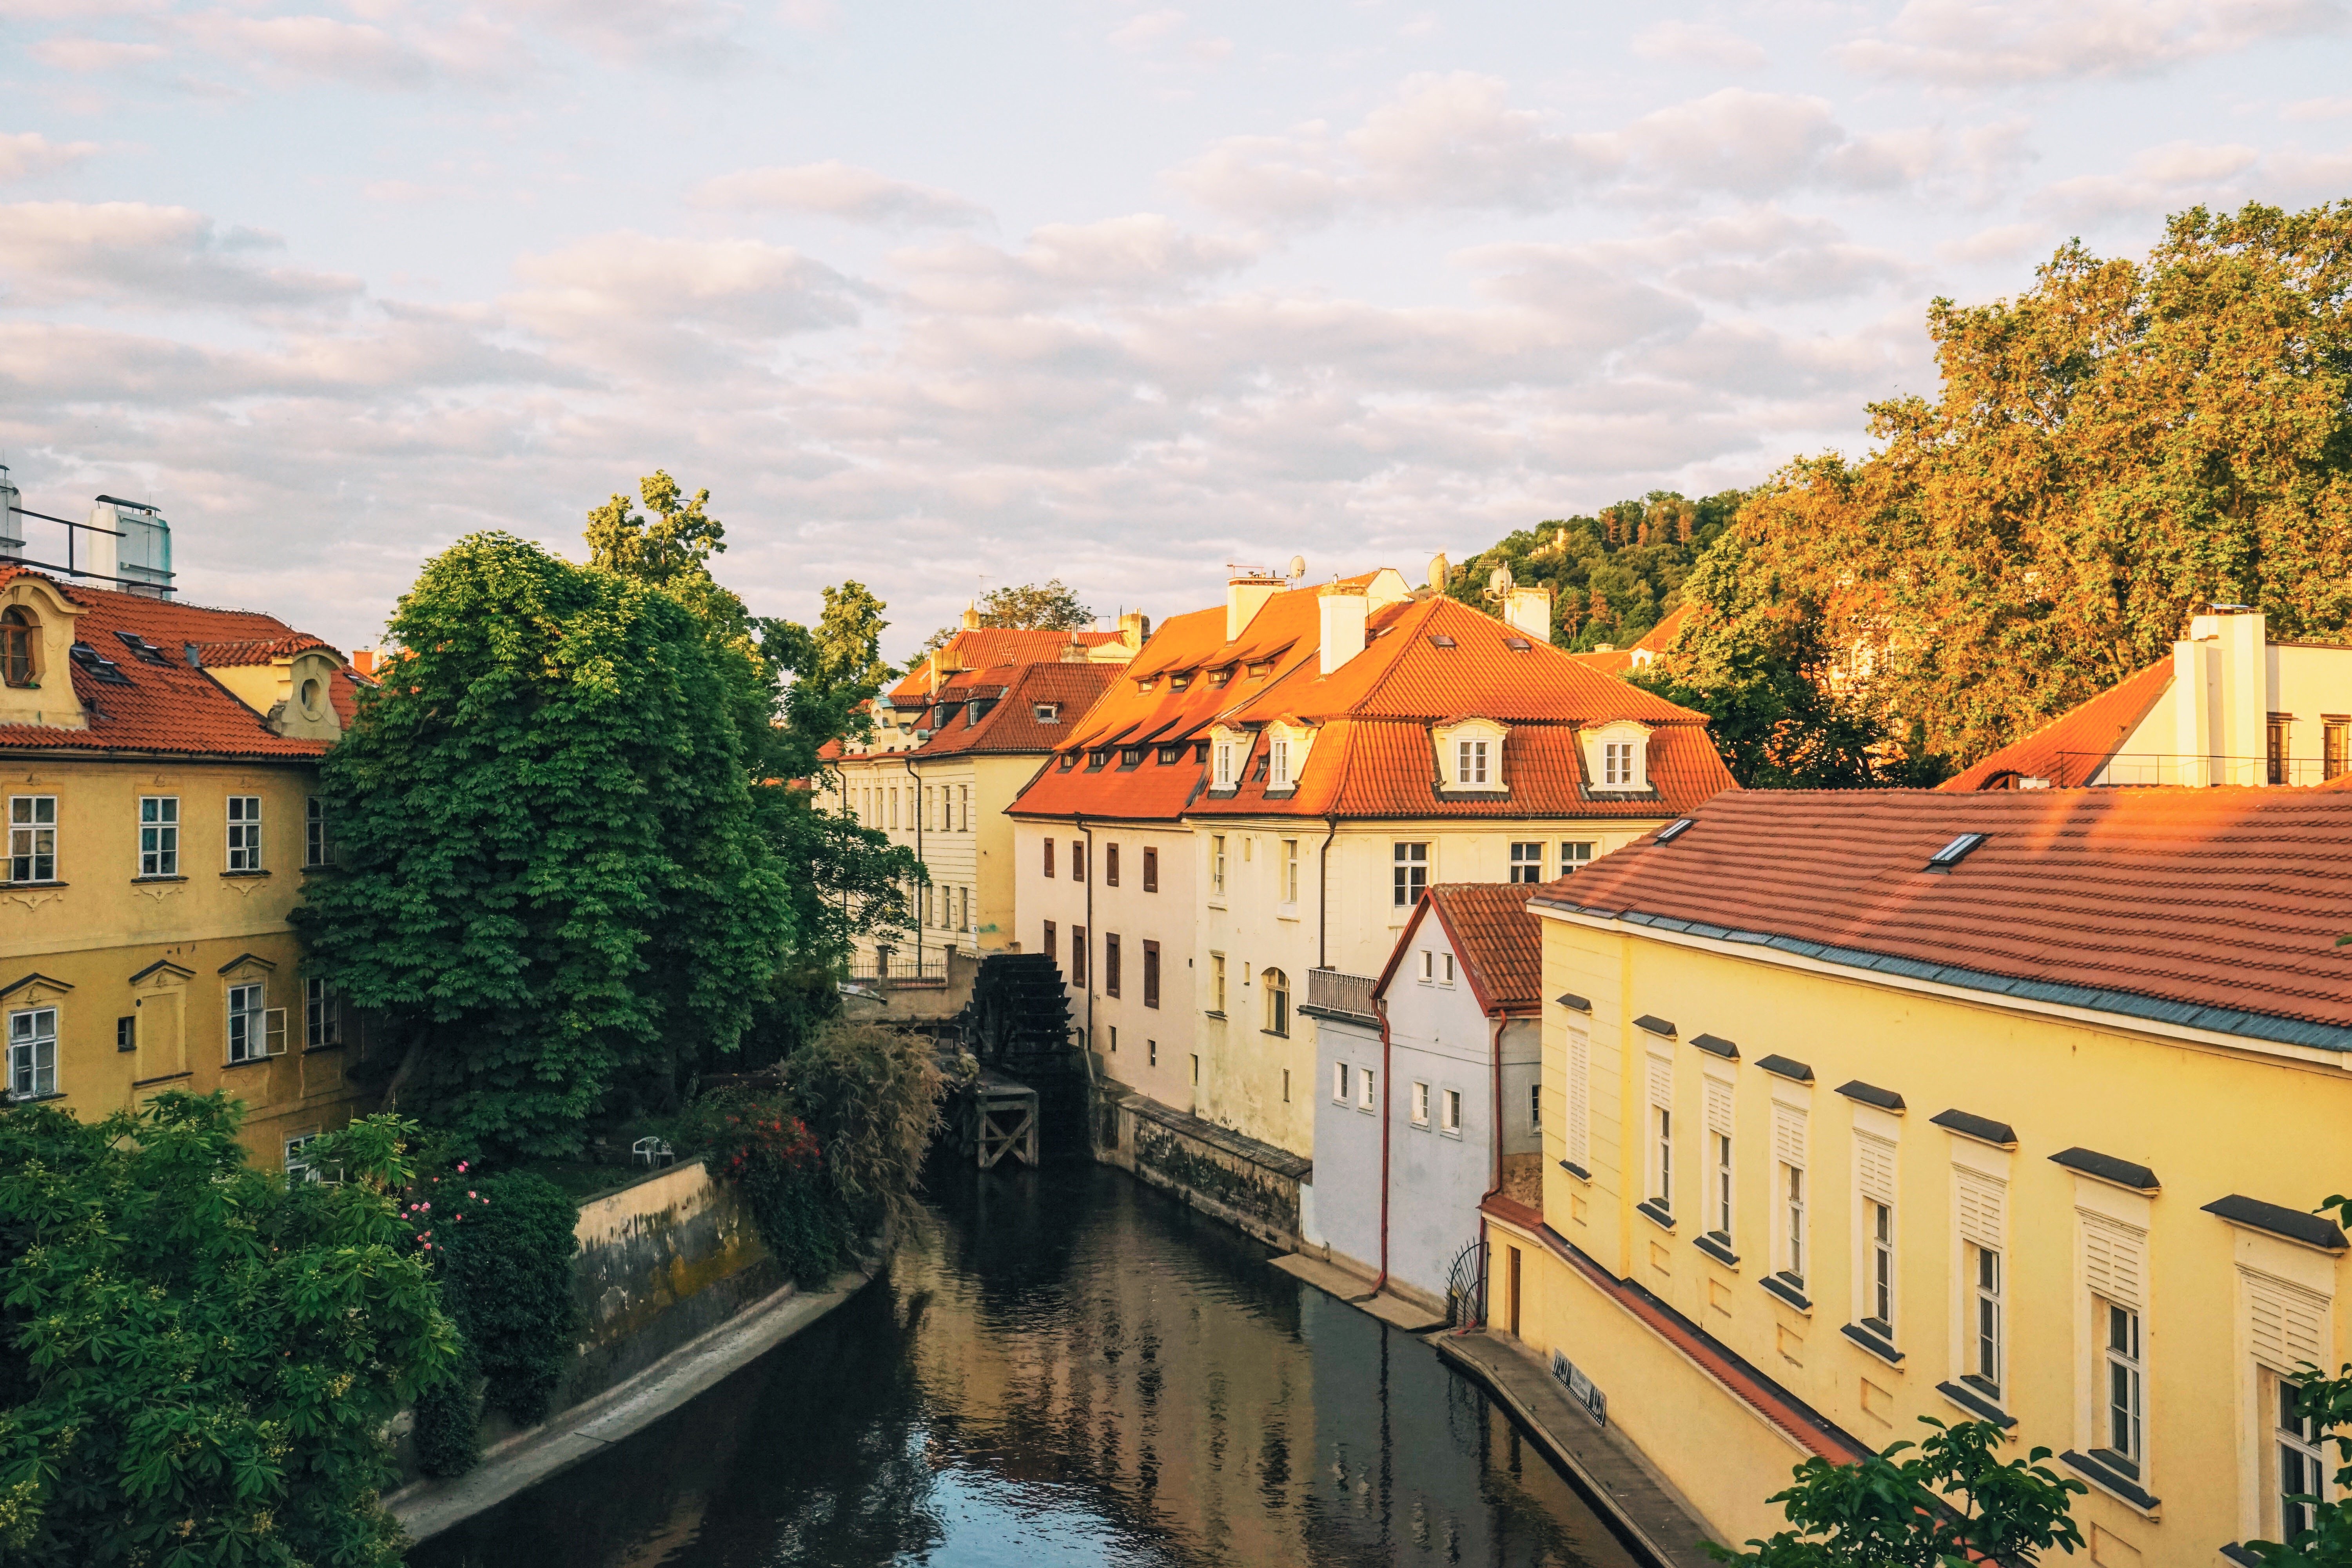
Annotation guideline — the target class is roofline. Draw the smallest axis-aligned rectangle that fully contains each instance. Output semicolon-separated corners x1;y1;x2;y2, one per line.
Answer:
1372;892;1437;999
1528;898;2352;1063
1426;891;1503;1016
0;744;328;763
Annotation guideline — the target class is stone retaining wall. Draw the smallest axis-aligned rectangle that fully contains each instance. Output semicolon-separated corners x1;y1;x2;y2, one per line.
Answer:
1097;1085;1310;1249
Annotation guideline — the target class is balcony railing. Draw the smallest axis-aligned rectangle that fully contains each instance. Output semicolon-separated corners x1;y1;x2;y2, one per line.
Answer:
849;955;948;986
1304;967;1377;1024
2058;751;2349;788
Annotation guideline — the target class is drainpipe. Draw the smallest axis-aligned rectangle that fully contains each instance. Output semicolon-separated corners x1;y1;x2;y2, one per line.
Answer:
1374;993;1393;1295
1488;1013;1507;1198
1315;815;1339;971
899;755;924;979
1076;811;1094;1058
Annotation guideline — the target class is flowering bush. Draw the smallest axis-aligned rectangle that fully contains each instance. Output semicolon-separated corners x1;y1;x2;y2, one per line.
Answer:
681;1091;856;1287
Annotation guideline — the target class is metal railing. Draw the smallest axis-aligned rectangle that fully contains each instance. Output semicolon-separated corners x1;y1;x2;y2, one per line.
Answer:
849;955;948;985
2058;751;2349;788
1304;967;1377;1023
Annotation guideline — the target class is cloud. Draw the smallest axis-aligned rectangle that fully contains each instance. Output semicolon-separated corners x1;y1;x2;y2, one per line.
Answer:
1936;221;2045;265
2032;140;2263;219
1841;0;2343;85
179;13;434;89
1515;209;1919;305
1106;7;1230;62
689;162;989;227
891;214;1257;312
0;201;361;310
1630;20;1768;71
0;132;101;182
2281;95;2352;119
504;231;862;347
26;36;165;71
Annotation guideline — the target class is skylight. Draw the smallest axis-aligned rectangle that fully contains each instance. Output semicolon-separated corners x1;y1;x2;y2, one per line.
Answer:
1927;831;1987;869
113;630;171;665
1504;637;1531;651
69;642;133;686
1654;818;1694;843
1428;634;1457;648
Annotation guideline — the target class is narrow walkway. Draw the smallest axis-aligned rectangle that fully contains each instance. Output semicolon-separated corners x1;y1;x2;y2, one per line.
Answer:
1434;1329;1722;1568
1269;1252;1447;1332
390;1261;878;1544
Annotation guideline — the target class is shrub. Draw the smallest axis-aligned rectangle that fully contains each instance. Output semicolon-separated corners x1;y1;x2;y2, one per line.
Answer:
680;1090;855;1287
780;1021;943;1238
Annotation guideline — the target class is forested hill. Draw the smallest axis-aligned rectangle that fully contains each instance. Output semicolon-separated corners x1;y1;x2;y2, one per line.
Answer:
1443;489;1749;651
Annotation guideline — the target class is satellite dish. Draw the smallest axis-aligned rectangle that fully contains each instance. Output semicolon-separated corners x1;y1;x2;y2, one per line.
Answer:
1428;552;1450;592
1288;554;1306;580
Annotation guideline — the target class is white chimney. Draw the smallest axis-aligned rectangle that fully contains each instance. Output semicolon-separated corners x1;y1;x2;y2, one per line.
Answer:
1319;584;1370;676
1227;572;1282;641
1503;586;1552;643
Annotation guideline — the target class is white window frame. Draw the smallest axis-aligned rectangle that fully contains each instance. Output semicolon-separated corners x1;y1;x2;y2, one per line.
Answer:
1215;742;1234;787
1211;835;1227;897
226;795;263;871
2269;1367;2328;1543
1440;1087;1463;1137
1418;950;1434;984
1269;736;1290;788
1868;1200;1896;1330
1603;740;1635;788
1332;1061;1350;1104
1281;838;1299;904
1411;1080;1431;1128
9;795;56;884
305;795;329;867
139;795;179;877
8;1006;57;1099
1559;840;1593;875
1509;840;1543;883
1968;1243;2005;1399
1714;1130;1735;1238
2100;1298;2145;1473
1210;951;1226;1013
1392;841;1427;907
226;982;286;1064
1457;738;1488;785
1774;1102;1809;1287
283;1130;332;1184
1356;1065;1376;1113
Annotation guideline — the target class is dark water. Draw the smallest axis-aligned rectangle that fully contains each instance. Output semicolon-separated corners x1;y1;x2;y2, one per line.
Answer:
410;1163;1646;1568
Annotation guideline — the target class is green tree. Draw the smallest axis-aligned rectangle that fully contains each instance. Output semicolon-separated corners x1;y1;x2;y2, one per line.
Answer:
294;531;791;1153
1451;490;1747;652
1708;1418;2085;1567
2244;1195;2352;1563
916;578;1094;656
0;1094;456;1567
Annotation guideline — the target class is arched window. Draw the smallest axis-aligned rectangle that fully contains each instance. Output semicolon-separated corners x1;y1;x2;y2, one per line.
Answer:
1;608;35;688
1263;967;1289;1038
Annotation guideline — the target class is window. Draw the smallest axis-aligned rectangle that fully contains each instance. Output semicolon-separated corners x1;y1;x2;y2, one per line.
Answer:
1559;841;1593;875
1211;835;1227;896
1142;846;1158;892
139;796;179;876
1282;1068;1290;1102
961;886;972;932
1105;934;1121;998
1530;1082;1541;1131
305;977;340;1049
9;796;56;883
1418;950;1434;983
116;1014;135;1052
1654;1105;1673;1211
226;982;283;1064
1269;736;1290;788
1357;1066;1375;1112
284;1132;327;1184
305;796;330;867
1072;841;1087;882
2100;1301;2144;1472
1263;967;1289;1036
2327;717;2350;783
1043;920;1056;960
1510;842;1543;882
8;1007;56;1099
1857;1132;1896;1332
1564;1022;1591;1172
889;789;898;829
1440;1088;1462;1136
1968;1245;2004;1397
959;785;970;830
1143;940;1160;1009
2269;713;2291;785
1071;927;1087;987
1105;844;1120;886
1044;838;1056;878
226;795;263;871
1412;1081;1431;1127
1108;1026;1117;1053
1334;1062;1350;1103
1603;740;1636;787
0;608;35;687
1714;1132;1734;1238
1210;952;1226;1013
2273;1372;2326;1542
1034;702;1059;722
1281;838;1299;903
1392;842;1427;906
1148;1039;1158;1067
1215;742;1235;787
1867;1201;1895;1330
1457;739;1488;785
1775;1104;1808;1285
1439;953;1454;984
1786;1167;1808;1284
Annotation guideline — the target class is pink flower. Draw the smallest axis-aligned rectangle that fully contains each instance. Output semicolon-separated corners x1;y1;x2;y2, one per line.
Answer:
467;1191;475;1199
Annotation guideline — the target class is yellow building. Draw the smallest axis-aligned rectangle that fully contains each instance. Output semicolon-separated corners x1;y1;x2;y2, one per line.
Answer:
0;562;372;1171
1490;785;2352;1565
822;617;1137;976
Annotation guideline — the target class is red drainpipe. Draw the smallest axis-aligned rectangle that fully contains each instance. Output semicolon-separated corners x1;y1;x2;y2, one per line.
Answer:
1373;992;1392;1295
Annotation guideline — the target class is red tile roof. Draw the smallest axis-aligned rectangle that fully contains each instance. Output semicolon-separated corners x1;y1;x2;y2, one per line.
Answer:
1942;660;2173;791
906;661;1122;758
887;626;1125;704
0;570;355;759
1530;786;2352;1050
1413;883;1546;1014
1564;603;1691;677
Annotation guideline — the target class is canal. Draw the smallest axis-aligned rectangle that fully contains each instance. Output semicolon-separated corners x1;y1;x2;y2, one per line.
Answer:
412;1162;1646;1568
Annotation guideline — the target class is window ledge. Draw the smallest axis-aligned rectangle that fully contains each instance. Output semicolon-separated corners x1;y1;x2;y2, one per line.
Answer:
131;873;188;883
1934;1379;2016;1429
221;1056;273;1070
2060;1450;2160;1517
5;1091;65;1104
1261;1030;1289;1040
1760;1273;1811;1313
1557;1158;1591;1181
220;869;272;879
1840;1321;1904;1365
1203;1010;1225;1020
3;880;67;890
2221;1544;2265;1567
1635;1199;1675;1232
303;1042;344;1054
131;1071;192;1088
1694;1232;1740;1268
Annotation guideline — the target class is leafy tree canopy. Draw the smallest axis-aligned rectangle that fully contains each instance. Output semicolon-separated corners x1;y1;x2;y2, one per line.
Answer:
1656;200;2352;773
1450;490;1747;652
0;1094;456;1568
916;578;1094;657
294;530;791;1153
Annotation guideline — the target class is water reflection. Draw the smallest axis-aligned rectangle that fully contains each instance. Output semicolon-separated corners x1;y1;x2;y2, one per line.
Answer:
411;1163;1643;1568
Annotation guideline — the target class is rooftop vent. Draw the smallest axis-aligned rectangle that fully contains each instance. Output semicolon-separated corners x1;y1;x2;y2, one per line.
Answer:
69;641;132;686
1654;818;1695;844
1034;702;1060;722
1927;831;1987;870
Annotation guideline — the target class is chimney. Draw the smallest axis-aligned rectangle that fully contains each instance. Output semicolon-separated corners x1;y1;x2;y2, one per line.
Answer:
351;649;379;677
1319;583;1370;676
1119;609;1149;653
2177;604;2267;784
1503;585;1552;643
87;496;173;598
961;604;981;630
1227;572;1282;641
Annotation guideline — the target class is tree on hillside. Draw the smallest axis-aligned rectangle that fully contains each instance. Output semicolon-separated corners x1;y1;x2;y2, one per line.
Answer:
294;531;791;1153
916;578;1094;657
0;1094;455;1568
1658;200;2352;772
1448;490;1747;652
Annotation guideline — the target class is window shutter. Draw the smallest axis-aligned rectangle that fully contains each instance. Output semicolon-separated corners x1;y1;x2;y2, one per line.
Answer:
2245;1268;2329;1372
1857;1132;1896;1205
1647;1053;1672;1112
1566;1025;1590;1169
2082;1213;2146;1310
1956;1169;2006;1250
1773;1103;1807;1170
1704;1076;1733;1138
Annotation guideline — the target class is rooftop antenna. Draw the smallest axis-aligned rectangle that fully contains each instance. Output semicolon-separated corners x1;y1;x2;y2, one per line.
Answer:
1287;554;1306;584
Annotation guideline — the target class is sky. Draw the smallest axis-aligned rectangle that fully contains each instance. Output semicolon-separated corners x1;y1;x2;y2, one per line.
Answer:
2;1;2349;661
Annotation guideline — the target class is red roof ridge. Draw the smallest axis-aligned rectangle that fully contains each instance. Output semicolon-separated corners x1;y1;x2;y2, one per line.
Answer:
1942;660;2173;791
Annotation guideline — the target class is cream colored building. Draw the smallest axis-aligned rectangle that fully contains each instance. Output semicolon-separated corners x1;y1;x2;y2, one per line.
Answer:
1495;785;2352;1564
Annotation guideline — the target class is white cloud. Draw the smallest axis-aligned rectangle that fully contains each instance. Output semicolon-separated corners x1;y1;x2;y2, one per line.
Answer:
2281;95;2352;119
0;201;360;310
2032;140;2263;219
690;162;989;227
504;231;862;345
0;132;101;182
26;36;165;71
1937;221;2045;265
1109;8;1186;50
891;214;1257;312
1630;20;1768;71
179;13;434;89
1842;0;2342;85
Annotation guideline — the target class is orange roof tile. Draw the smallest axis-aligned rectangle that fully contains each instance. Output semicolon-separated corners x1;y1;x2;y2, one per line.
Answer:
1563;603;1690;676
0;572;356;759
887;626;1123;704
1532;786;2352;1049
1390;883;1544;1013
908;661;1122;758
1942;660;2174;791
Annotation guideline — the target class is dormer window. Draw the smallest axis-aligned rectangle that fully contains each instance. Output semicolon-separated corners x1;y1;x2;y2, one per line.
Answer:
1;609;34;688
1435;718;1508;794
1034;702;1060;722
1215;741;1236;788
1602;740;1635;787
1269;736;1290;788
1581;719;1655;794
1170;673;1191;691
1456;739;1488;786
1209;667;1232;687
